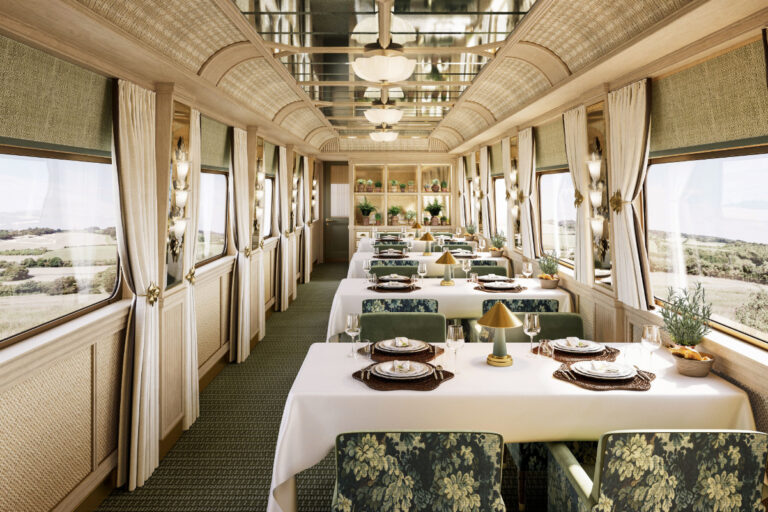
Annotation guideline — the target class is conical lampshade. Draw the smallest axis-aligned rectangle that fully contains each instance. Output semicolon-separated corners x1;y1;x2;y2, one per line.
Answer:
419;232;435;242
435;251;457;265
478;301;523;329
412;221;422;229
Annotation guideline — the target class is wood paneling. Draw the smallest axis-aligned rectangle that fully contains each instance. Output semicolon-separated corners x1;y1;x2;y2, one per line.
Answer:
160;292;184;438
194;257;234;368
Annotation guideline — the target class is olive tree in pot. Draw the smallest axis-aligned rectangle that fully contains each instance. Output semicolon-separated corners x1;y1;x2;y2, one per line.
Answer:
489;232;506;257
537;251;559;288
661;283;715;377
465;224;477;241
356;197;376;225
424;199;443;225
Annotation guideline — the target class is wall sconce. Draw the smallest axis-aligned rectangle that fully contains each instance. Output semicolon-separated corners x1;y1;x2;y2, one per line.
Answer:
253;162;266;240
588;182;603;210
168;137;190;262
590;216;604;239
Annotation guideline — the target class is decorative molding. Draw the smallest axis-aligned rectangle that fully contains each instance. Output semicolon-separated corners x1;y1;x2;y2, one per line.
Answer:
464;101;497;125
508;41;572;85
272;100;306;124
198;41;261;84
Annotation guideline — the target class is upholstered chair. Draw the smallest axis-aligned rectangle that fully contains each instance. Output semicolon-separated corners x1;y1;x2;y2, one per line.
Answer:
360;312;446;344
456;265;508;278
362;298;438;313
369;265;418;278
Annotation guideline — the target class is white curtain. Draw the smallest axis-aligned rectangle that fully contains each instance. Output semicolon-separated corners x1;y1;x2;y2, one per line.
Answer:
181;109;201;429
608;79;653;310
113;80;160;490
518;127;537;260
479;146;494;237
302;156;312;283
230;128;252;363
457;156;468;227
277;146;293;311
563;106;593;284
469;152;479;228
501;137;515;250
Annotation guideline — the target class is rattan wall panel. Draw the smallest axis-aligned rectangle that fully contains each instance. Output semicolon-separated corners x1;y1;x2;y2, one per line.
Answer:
280;107;325;140
534;117;567;169
76;0;244;72
96;332;123;464
442;108;489;140
650;41;768;155
219;58;301;120
524;0;692;73
0;348;92;512
196;278;223;366
201;115;231;170
464;58;550;119
580;296;595;340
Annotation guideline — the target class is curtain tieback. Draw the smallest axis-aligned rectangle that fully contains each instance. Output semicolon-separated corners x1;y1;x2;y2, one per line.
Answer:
478;191;485;200
259;239;265;249
517;190;529;203
574;189;584;207
185;267;196;284
145;283;161;306
243;247;252;258
610;191;630;213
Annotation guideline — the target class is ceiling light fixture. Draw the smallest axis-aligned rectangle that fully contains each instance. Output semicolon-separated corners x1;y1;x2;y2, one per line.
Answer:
352;51;416;83
364;86;404;100
369;126;398;142
364;107;403;125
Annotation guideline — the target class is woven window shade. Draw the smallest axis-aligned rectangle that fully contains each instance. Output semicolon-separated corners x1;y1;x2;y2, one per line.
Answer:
200;116;231;170
534;118;567;170
0;35;112;157
264;141;279;177
489;141;504;176
650;41;768;157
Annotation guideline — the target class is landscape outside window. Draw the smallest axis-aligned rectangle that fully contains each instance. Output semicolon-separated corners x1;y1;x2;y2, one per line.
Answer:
0;153;118;342
195;171;228;263
646;152;768;344
262;177;273;238
539;171;576;262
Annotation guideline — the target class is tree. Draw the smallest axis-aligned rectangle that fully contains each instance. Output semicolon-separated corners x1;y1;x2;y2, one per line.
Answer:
734;291;768;334
2;263;30;281
47;276;78;295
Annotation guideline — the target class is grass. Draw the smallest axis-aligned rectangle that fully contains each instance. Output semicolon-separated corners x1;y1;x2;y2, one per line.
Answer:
45;245;116;262
0;293;110;340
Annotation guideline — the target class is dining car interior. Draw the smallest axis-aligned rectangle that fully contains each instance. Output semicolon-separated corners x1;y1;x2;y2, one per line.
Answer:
2;0;768;511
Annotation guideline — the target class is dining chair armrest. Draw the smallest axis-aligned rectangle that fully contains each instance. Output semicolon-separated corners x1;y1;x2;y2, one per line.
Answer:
547;442;595;508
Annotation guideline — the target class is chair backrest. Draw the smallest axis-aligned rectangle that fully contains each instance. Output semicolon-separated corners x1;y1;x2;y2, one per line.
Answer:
471;259;500;266
592;430;768;510
332;431;505;512
471;265;508;277
431;232;455;237
473;311;581;343
360;312;446;343
482;298;560;314
376;232;401;238
369;265;418;278
373;242;407;251
434;243;472;252
362;298;438;313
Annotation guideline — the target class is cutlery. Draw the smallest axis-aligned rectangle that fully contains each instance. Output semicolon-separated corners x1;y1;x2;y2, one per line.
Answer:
560;370;572;381
564;369;577;381
633;366;649;381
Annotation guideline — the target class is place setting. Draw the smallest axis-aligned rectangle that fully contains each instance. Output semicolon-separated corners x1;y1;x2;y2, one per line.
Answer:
357;336;445;363
532;336;620;363
473;274;525;293
366;274;420;292
552;360;655;391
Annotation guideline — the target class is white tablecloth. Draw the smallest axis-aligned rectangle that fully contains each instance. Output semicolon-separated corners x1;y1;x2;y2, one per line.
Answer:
357;237;477;253
347;251;510;278
268;343;755;512
327;278;571;339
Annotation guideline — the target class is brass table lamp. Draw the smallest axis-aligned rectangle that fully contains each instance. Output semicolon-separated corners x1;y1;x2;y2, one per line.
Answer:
419;231;435;255
435;250;457;286
478;301;522;367
412;221;422;238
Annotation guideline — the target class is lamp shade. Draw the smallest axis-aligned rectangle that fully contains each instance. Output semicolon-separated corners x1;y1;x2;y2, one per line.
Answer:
352;55;416;83
478;301;522;329
588;185;603;209
176;161;190;184
364;108;403;125
435;251;457;265
419;232;435;242
587;159;602;182
174;189;189;209
590;217;604;239
351;14;416;46
370;131;398;142
412;221;422;229
364;86;405;100
170;218;188;239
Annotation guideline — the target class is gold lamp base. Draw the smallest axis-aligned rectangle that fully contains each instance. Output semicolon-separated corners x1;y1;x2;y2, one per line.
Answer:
440;280;455;286
487;354;514;367
423;252;431;256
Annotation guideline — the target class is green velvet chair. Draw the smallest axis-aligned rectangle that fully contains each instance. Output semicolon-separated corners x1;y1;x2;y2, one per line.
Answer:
457;265;508;278
434;243;473;252
469;309;580;344
332;431;506;512
376;232;401;238
547;430;768;512
360;312;446;344
369;265;418;279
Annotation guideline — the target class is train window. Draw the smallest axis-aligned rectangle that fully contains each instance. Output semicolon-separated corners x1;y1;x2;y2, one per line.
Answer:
537;170;576;264
0;151;119;345
645;150;768;346
493;176;507;236
195;170;228;265
262;177;274;238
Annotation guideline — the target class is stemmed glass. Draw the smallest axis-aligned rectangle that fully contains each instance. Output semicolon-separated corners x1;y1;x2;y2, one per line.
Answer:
522;262;533;279
640;325;662;369
346;314;360;359
417;262;427;285
456;227;462;237
406;239;413;253
446;324;465;372
524;313;541;358
362;259;372;279
478;238;486;253
461;259;472;280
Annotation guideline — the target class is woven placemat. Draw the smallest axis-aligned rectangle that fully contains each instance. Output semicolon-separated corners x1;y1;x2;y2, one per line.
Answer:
553;363;655;391
532;345;620;363
366;285;421;293
453;254;478;259
353;363;454;391
358;344;444;363
473;285;527;294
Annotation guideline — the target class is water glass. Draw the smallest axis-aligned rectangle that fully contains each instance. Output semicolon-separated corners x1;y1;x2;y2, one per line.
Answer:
640;324;662;369
469;272;479;284
522;262;533;278
479;239;486;252
345;313;360;359
524;313;541;358
417;262;427;284
461;259;472;278
446;324;465;372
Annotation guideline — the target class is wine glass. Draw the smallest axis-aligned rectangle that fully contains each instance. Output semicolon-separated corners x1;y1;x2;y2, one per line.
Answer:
345;314;361;359
469;272;478;285
640;325;662;369
522;262;533;279
524;313;541;358
446;324;465;372
417;262;427;284
456;227;462;237
479;238;486;252
362;259;372;279
461;259;472;279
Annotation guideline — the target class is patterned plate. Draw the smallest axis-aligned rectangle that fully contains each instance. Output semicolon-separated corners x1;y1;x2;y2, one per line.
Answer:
571;361;636;380
478;274;510;282
552;338;604;353
375;338;430;354
482;281;519;290
371;361;433;380
376;281;411;289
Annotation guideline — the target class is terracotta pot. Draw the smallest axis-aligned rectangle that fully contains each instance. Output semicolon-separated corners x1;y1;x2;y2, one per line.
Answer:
441;220;448;225
374;187;381;192
391;186;398;193
362;217;369;225
539;277;559;289
431;216;440;225
673;352;715;377
432;184;441;192
357;184;365;192
441;187;448;192
366;185;373;192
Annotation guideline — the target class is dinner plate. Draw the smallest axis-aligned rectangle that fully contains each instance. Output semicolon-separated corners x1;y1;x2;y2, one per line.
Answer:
552;338;604;353
378;274;411;282
376;281;411;289
571;361;636;380
371;361;433;380
478;274;509;282
482;281;519;290
375;338;429;353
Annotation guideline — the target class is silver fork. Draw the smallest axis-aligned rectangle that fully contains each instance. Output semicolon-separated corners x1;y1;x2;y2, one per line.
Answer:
633;365;649;381
436;365;445;380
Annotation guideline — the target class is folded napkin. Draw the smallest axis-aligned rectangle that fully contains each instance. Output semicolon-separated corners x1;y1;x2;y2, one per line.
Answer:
566;337;586;348
590;361;620;373
387;274;402;279
394;337;410;347
392;360;411;373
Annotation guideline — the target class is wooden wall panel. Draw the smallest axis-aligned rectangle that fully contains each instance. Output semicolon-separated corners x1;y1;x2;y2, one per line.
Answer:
196;277;223;366
249;255;261;340
95;332;123;464
160;295;184;437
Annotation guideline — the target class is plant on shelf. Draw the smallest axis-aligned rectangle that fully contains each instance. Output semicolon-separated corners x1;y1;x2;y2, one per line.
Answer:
440;180;448;192
387;205;403;225
661;283;712;347
390;179;399;193
405;210;417;222
439;215;448;225
423;216;430;224
431;178;441;192
356;178;365;192
407;180;415;192
356;196;376;225
374;180;382;192
424;198;443;225
366;179;374;192
537;251;560;288
374;212;382;225
399;183;406;192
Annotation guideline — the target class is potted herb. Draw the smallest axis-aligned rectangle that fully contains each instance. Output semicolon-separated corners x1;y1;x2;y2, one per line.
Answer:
374;180;382;192
424;198;443;225
537;251;559;288
356;197;376;225
407;180;415;192
423;216;430;224
424;182;431;192
440;180;448;192
440;215;448;226
356;178;365;192
405;210;417;222
431;178;441;192
490;232;506;257
390;179;399;193
399;183;406;192
465;224;477;241
374;212;382;225
387;205;402;225
366;179;374;192
662;283;715;377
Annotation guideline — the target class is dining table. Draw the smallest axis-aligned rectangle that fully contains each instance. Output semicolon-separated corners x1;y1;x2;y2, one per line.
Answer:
267;342;756;512
346;250;511;278
357;236;478;253
326;277;572;340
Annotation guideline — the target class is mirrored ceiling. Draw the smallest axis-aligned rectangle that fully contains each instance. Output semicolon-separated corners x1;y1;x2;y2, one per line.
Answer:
238;0;535;139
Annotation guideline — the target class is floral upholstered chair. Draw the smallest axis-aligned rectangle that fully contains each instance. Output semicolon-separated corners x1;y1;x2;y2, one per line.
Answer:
548;430;768;512
331;431;506;512
362;298;438;313
370;259;419;267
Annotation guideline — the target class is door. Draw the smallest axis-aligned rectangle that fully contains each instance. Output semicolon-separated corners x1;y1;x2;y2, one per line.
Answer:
323;162;349;262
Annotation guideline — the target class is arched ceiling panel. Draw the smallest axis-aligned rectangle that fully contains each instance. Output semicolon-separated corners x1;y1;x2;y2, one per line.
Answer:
218;58;301;120
280;107;326;141
307;128;336;148
431;128;463;148
441;108;489;140
337;138;434;152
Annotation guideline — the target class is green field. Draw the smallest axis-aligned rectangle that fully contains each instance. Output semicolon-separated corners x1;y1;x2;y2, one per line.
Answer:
0;293;110;340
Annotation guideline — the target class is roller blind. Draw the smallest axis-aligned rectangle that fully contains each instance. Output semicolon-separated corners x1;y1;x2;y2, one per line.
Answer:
534;118;567;170
489;141;504;176
263;141;279;177
0;34;112;157
200;115;231;170
650;40;768;157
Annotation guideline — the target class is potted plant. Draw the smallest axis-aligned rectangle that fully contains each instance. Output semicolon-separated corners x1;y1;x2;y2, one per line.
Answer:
356;197;376;225
405;210;417;223
399;183;406;193
424;198;443;225
440;180;448;192
440;215;448;226
662;283;715;377
374;212;382;225
388;205;402;225
490;232;506;257
390;179;399;193
465;224;477;241
366;179;374;192
424;182;431;192
431;178;441;192
423;216;430;224
407;180;415;192
537;251;560;288
356;178;365;192
374;180;382;192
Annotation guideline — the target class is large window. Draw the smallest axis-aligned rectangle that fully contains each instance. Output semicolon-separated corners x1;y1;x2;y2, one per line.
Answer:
0;152;119;344
262;177;274;238
538;170;576;262
493;177;507;234
196;170;228;264
646;151;768;345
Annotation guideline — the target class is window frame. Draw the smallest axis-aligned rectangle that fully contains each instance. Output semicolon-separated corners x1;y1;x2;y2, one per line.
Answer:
0;144;122;350
194;167;230;268
535;167;575;269
644;144;768;350
261;175;276;240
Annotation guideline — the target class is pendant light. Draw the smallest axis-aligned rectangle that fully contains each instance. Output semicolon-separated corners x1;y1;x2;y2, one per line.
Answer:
369;130;398;142
364;107;403;125
352;53;416;83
